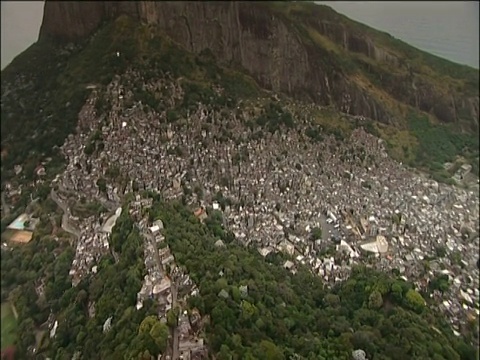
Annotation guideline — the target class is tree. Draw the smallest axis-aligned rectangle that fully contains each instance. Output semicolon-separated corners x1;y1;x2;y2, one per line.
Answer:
106;165;120;179
139;315;158;334
255;340;285;360
128;332;159;359
218;344;233;360
84;143;95;155
310;227;322;241
391;283;403;302
75;289;88;306
166;308;178;327
324;294;340;308
405;289;425;313
241;300;257;321
368;290;383;309
96;178;107;193
8;197;474;359
428;274;450;293
435;245;447;258
167;109;179;123
149;322;169;353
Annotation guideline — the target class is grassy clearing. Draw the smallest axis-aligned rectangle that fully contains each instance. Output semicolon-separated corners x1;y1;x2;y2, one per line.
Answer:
314;108;354;136
1;302;17;350
306;27;340;54
374;122;419;164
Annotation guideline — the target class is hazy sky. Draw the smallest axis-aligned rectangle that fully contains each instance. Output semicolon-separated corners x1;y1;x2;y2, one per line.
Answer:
1;1;44;70
1;1;479;70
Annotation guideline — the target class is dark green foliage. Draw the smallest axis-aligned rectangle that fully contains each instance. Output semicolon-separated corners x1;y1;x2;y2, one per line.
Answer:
1;222;71;358
407;112;479;174
2;197;477;359
96;178;107;193
84;130;104;156
181;81;216;110
146;36;196;79
105;165;120;180
305;126;324;142
428;274;450;293
166;109;180;123
1;41;82;187
363;120;381;138
147;199;476;360
95;91;112;114
256;102;295;133
194;48;259;103
133;88;159;111
71;200;107;219
218;70;259;101
0;17;138;190
435;246;447;258
310;227;322;241
110;206;135;252
4;201;160;359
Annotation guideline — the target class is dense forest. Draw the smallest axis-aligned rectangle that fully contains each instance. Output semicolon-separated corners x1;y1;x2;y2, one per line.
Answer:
1;195;476;359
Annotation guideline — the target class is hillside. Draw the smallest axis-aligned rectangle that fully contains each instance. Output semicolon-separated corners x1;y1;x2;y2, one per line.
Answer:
1;2;479;360
1;196;477;359
37;1;479;128
2;1;479;189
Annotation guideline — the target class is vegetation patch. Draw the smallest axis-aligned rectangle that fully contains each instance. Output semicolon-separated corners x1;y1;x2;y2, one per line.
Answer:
1;192;478;359
71;200;108;219
1;302;17;350
148;199;476;360
407;112;479;176
255;101;295;133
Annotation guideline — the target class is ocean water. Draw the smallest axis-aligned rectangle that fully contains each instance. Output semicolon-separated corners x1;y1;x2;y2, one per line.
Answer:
317;1;479;69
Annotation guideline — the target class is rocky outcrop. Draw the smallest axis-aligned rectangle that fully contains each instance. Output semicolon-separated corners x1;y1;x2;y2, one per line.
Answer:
39;1;478;129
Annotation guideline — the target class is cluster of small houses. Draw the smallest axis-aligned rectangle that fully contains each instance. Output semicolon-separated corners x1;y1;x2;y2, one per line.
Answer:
132;197;208;360
2;70;479;357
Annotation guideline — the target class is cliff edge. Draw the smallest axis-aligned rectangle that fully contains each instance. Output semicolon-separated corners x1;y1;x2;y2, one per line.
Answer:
38;1;478;130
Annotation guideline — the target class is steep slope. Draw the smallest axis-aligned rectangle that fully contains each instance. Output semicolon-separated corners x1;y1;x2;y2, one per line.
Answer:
1;12;479;360
38;1;479;131
2;7;479;200
3;196;477;359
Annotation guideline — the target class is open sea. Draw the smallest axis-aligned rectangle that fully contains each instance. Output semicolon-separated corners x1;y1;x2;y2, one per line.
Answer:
317;1;479;69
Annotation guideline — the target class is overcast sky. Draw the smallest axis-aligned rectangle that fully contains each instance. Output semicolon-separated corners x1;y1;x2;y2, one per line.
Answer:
1;1;44;70
1;1;479;70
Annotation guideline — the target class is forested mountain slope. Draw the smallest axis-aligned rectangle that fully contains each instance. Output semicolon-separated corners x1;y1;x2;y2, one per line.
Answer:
1;2;479;360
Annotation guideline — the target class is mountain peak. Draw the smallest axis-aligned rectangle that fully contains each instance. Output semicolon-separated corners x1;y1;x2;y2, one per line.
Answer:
38;1;478;132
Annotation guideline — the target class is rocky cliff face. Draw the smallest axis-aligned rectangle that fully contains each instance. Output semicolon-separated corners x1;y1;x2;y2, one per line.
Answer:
39;1;478;129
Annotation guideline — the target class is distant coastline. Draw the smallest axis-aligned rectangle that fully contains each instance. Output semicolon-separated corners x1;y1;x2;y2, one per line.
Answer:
317;1;479;69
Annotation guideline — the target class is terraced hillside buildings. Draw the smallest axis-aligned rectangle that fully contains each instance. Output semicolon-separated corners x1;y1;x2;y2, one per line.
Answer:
41;70;480;343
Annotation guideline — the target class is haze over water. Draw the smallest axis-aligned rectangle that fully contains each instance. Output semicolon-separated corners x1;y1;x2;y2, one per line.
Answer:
318;1;479;69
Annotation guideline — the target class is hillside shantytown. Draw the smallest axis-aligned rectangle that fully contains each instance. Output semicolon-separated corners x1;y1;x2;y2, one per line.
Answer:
1;1;479;360
3;68;477;359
